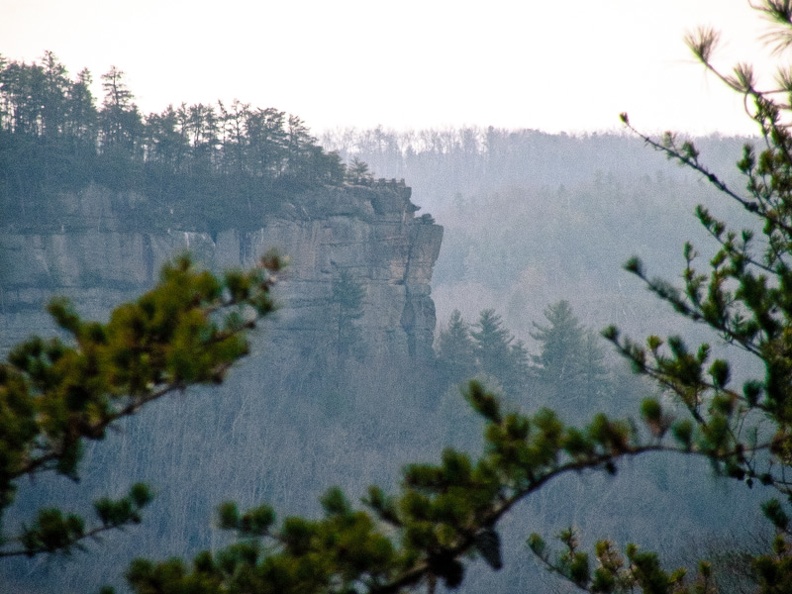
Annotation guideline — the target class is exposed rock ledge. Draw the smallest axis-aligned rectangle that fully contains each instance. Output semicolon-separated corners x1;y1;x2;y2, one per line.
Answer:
0;182;443;363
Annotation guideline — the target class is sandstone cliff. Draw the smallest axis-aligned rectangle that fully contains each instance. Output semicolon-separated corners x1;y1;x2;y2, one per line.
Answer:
0;180;443;363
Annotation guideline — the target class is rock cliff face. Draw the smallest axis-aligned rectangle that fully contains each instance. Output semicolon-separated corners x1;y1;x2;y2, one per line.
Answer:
0;181;443;363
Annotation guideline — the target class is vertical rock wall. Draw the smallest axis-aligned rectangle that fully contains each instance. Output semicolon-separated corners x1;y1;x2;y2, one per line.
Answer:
0;181;443;363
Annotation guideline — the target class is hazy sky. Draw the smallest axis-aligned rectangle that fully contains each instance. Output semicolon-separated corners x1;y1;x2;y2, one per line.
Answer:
1;1;781;135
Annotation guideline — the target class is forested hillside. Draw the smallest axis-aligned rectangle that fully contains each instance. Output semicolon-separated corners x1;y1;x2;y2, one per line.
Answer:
0;53;773;594
320;125;771;592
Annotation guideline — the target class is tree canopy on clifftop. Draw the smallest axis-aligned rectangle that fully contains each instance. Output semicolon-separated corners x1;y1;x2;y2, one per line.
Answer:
0;54;362;231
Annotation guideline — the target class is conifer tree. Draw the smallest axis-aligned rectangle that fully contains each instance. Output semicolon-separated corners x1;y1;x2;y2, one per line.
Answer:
530;300;584;388
39;51;69;140
471;308;515;381
437;309;531;398
347;157;373;184
530;300;609;404
435;309;476;386
65;67;98;151
99;66;141;152
578;328;611;401
506;338;533;398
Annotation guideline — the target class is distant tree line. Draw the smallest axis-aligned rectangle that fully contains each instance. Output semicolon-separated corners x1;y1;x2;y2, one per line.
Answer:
0;52;352;231
321;126;750;209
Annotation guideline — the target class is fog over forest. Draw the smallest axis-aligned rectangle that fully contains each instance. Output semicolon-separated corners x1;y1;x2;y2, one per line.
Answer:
0;50;776;594
321;127;753;337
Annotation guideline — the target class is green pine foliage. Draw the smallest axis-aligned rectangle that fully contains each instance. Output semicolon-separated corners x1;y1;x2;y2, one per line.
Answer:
435;309;477;386
530;300;586;389
0;53;349;232
471;309;515;382
530;3;792;591
435;308;531;398
0;253;281;559
531;300;611;404
436;303;618;416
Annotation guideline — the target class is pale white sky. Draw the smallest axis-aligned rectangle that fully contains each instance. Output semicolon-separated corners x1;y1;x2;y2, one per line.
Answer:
0;0;782;135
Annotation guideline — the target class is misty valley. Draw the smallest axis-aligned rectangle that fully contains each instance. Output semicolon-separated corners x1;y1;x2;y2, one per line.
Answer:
0;53;776;593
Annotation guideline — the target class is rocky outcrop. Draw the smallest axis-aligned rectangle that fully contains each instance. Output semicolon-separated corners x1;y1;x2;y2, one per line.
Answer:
0;181;443;363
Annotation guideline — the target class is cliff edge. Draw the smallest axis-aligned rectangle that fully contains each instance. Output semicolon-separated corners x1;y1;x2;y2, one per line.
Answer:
0;180;443;363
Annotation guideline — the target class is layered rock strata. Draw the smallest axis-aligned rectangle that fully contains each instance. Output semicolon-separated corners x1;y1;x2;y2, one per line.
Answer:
0;181;443;362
